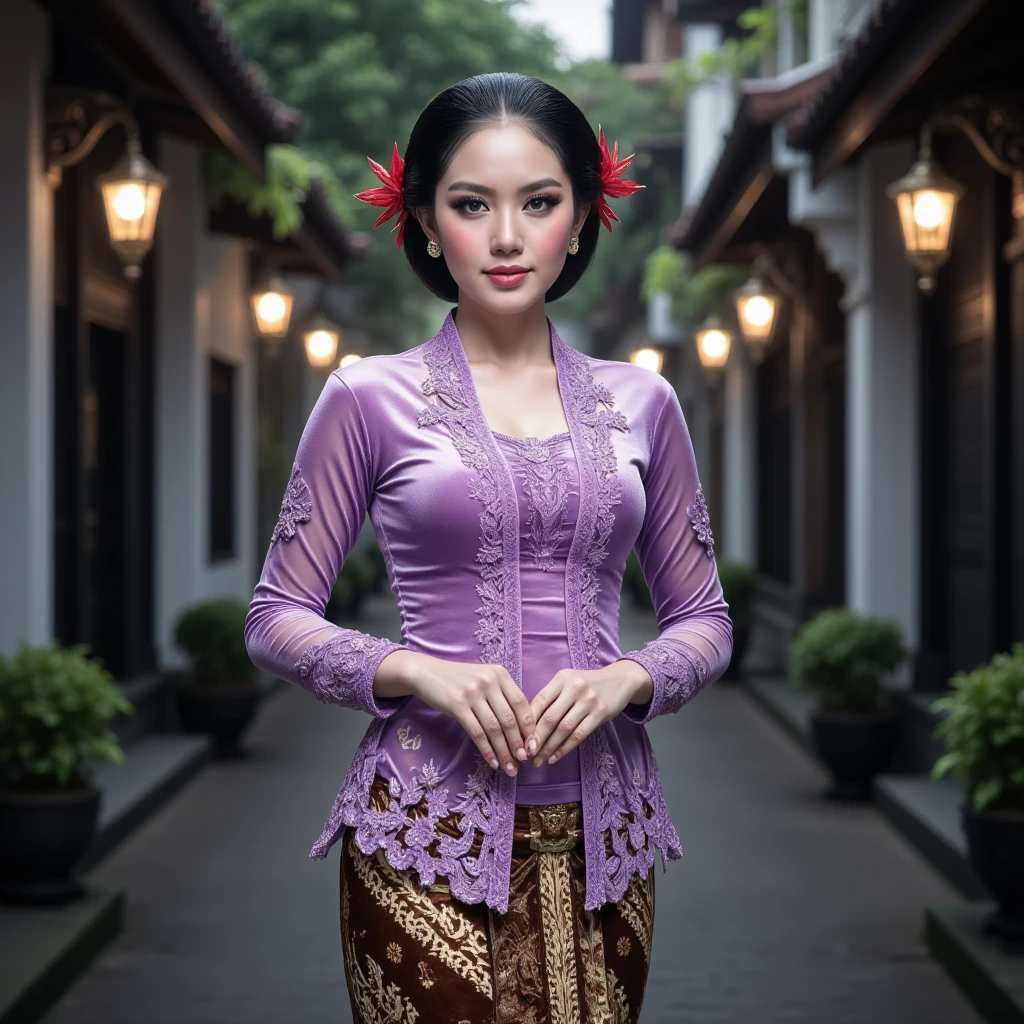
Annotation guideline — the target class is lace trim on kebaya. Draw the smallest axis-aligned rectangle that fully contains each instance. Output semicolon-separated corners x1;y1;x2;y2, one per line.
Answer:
618;640;708;719
271;463;313;546
687;484;715;558
296;632;407;715
509;437;576;572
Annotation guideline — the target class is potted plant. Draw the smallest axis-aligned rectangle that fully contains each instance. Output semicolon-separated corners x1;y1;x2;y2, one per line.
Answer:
790;607;907;801
930;643;1024;943
0;640;134;905
173;597;262;757
717;560;757;681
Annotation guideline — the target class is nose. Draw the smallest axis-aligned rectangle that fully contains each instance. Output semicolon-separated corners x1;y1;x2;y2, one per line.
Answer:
492;204;523;254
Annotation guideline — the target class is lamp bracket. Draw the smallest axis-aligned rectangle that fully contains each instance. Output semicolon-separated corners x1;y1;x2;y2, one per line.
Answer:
925;96;1024;179
46;86;139;189
752;245;805;300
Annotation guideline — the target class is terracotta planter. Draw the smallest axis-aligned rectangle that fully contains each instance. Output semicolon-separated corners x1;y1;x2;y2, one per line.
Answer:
0;784;101;905
961;800;1024;943
175;682;262;757
809;708;899;801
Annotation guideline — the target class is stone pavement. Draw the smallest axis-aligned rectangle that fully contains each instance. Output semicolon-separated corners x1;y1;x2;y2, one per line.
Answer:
37;595;982;1023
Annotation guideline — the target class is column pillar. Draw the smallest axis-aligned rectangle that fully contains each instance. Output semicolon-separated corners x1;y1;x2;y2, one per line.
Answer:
0;2;53;652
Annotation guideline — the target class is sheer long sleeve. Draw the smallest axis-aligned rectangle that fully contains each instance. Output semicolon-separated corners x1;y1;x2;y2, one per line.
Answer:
617;382;734;725
244;371;412;718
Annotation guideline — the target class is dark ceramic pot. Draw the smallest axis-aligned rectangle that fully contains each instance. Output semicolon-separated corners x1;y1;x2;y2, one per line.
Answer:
809;708;899;801
0;785;101;905
721;622;750;682
961;800;1024;943
175;683;262;757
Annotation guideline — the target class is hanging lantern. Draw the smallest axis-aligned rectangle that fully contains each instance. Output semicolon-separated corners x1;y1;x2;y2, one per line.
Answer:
733;270;780;363
886;134;964;294
250;276;295;338
95;135;169;280
694;314;732;377
628;346;664;375
339;352;362;369
304;314;341;368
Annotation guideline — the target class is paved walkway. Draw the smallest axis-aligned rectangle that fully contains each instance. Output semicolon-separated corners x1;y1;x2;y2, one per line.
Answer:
39;595;981;1023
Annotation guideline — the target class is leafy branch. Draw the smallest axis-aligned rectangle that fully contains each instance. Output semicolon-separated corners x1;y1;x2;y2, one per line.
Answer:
202;144;351;240
666;0;808;105
642;245;747;327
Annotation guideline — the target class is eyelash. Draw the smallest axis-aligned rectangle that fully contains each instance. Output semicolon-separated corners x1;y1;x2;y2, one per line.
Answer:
449;193;561;214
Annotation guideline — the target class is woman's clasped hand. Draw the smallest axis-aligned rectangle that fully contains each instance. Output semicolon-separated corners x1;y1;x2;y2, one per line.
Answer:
412;657;643;776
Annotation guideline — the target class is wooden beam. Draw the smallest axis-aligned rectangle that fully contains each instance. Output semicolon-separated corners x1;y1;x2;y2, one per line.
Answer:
812;0;987;184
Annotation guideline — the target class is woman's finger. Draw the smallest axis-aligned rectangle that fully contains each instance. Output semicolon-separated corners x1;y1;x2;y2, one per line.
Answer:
453;705;499;771
545;711;603;765
473;700;517;776
532;701;591;766
485;687;528;772
496;670;536;757
529;683;576;764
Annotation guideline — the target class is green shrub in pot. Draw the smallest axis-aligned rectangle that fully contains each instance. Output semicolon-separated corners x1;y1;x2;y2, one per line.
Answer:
172;597;256;687
789;608;907;800
929;643;1024;940
0;641;134;903
0;640;134;792
172;598;261;755
930;643;1024;813
790;607;907;713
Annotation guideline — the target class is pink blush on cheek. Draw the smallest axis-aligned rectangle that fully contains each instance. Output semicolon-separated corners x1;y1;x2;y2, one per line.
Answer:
439;223;480;271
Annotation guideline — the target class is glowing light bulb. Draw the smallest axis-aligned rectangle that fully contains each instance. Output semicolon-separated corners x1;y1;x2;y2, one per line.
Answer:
112;183;147;222
744;295;773;327
257;292;286;324
913;191;945;230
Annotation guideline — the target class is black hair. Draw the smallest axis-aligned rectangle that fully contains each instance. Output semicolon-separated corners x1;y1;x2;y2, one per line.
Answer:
399;72;604;303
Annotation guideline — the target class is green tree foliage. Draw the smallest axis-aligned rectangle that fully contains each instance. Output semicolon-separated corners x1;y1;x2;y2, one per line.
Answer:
211;0;680;343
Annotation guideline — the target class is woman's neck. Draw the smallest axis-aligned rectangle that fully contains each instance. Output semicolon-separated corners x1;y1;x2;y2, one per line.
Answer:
452;297;553;369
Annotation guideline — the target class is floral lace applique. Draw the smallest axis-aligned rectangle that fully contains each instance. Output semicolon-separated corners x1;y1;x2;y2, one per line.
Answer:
296;631;406;713
511;437;576;571
271;463;313;546
687;484;714;558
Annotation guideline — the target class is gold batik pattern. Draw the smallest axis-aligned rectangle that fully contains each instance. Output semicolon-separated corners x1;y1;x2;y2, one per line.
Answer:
539;849;581;1022
340;867;419;1023
617;866;655;967
348;839;493;999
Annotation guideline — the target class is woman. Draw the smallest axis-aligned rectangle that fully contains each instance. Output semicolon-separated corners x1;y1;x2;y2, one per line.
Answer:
244;72;733;1024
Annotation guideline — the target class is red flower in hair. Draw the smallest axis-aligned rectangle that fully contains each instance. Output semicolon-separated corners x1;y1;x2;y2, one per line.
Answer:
352;142;408;249
594;124;645;232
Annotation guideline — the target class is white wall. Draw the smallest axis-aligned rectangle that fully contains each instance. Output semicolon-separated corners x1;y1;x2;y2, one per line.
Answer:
0;1;53;654
683;23;737;208
154;136;257;671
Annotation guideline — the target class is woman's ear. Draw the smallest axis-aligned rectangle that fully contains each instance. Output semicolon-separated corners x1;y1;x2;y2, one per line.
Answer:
412;206;439;245
572;202;592;237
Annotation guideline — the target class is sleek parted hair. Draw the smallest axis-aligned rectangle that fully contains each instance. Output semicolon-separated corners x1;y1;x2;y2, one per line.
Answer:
400;72;604;303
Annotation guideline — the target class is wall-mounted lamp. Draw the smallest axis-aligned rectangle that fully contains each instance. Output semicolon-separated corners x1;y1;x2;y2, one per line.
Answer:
733;256;781;362
303;313;341;368
694;314;732;379
47;88;169;280
888;98;1024;293
628;346;664;375
886;124;964;294
250;275;295;340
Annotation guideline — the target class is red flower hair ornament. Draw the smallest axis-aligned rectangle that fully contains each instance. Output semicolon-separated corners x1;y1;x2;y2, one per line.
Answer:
352;125;644;250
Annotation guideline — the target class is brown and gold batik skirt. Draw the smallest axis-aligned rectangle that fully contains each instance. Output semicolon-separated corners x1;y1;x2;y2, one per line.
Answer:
339;772;655;1024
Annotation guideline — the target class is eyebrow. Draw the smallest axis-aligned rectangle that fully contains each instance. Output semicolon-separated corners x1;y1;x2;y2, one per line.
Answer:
446;177;564;195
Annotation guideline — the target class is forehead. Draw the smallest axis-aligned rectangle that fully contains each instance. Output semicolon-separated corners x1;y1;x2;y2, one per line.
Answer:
440;124;564;185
